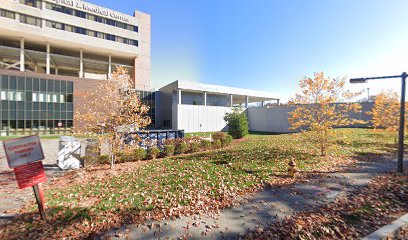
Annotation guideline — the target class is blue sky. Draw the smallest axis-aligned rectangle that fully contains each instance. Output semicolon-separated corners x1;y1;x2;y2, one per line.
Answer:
89;0;408;101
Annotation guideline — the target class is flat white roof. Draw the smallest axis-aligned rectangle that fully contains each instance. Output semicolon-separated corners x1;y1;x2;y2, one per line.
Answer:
161;80;280;101
172;80;279;100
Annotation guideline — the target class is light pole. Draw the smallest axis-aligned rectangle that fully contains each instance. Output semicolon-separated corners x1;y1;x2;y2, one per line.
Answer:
350;72;406;173
366;88;370;101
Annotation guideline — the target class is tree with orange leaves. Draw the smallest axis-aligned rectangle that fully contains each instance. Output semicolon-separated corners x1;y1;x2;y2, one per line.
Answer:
289;72;363;156
75;66;151;167
371;90;401;132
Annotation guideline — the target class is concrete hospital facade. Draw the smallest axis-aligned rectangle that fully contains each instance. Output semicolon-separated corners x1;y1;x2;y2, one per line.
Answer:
0;0;278;135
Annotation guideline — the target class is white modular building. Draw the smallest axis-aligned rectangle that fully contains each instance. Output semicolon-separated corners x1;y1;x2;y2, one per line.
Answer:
157;81;279;133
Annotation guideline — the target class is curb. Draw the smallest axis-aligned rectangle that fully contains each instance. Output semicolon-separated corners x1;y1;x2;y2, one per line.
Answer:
362;213;408;240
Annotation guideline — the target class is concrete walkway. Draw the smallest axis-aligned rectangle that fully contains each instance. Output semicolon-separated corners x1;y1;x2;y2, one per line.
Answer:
103;158;401;240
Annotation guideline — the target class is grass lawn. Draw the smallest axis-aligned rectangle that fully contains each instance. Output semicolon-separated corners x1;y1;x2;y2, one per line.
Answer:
0;128;399;239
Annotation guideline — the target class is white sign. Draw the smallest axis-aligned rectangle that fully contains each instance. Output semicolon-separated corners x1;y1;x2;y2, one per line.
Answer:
49;0;130;22
3;135;45;169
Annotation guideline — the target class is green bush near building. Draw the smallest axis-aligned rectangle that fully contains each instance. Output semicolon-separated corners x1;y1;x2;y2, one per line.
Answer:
201;140;212;150
163;145;175;157
224;107;249;139
133;148;147;161
147;147;161;159
213;132;227;141
190;142;200;152
221;135;233;147
212;140;222;149
175;142;189;154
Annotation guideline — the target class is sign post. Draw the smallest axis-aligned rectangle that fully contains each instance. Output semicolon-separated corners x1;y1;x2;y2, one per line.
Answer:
3;135;47;222
33;184;46;221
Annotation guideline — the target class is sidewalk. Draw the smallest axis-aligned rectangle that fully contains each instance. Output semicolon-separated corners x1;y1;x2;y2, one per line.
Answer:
102;158;398;240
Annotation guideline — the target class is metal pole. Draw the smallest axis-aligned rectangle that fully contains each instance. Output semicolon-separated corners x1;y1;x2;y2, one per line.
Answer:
397;72;406;173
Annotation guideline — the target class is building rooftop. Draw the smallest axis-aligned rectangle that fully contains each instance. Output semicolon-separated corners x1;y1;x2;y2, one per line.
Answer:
173;80;280;102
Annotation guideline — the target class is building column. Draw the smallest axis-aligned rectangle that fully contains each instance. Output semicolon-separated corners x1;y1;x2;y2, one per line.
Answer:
203;92;207;106
20;38;25;72
108;54;112;79
245;96;249;108
178;89;182;105
133;57;137;88
230;94;233;107
46;43;50;74
55;67;58;75
79;49;83;78
277;99;280;105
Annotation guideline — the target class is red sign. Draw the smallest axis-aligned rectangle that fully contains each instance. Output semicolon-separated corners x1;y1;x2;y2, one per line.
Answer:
13;161;47;189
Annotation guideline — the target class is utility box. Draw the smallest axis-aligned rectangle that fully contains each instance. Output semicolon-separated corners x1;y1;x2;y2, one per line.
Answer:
58;136;81;170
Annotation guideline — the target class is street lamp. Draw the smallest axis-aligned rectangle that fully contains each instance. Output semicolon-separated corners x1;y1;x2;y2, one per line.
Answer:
350;72;406;173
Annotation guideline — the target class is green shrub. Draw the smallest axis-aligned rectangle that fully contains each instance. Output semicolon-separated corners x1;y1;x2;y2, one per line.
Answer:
224;107;249;139
116;152;133;163
221;135;233;147
212;140;222;149
163;145;175;157
147;147;161;159
133;148;147;161
190;142;200;153
175;142;189;154
201;140;212;150
213;132;227;141
98;154;110;164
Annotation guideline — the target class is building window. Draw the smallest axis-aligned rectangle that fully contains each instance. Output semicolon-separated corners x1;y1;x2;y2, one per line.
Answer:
45;20;137;47
20;0;42;9
75;10;86;19
106;34;116;42
0;9;15;20
20;14;42;27
15;92;23;101
74;27;86;35
38;93;45;102
8;91;15;101
45;3;138;33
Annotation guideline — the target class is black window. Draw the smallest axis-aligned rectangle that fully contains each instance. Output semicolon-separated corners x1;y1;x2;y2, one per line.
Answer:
61;81;66;92
95;16;104;23
10;76;17;90
106;19;116;26
66;94;73;103
75;27;86;35
106;34;115;41
75;10;86;19
40;79;46;91
55;80;61;92
33;78;39;91
2;75;8;89
26;78;33;90
133;26;139;32
64;7;73;15
47;80;54;92
67;82;73;93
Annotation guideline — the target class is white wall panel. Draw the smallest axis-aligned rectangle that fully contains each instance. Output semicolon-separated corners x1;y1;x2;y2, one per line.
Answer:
176;105;232;133
248;103;374;133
